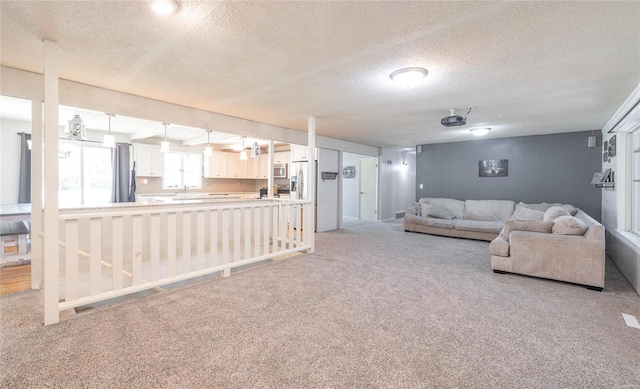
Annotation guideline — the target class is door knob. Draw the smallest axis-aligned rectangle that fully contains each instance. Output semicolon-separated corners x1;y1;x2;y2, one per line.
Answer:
360;192;365;194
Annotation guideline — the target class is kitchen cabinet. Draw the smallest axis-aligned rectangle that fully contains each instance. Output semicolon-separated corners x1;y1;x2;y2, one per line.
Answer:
227;155;241;178
274;151;289;165
135;144;164;177
248;155;265;179
204;151;228;178
290;144;317;162
259;154;268;178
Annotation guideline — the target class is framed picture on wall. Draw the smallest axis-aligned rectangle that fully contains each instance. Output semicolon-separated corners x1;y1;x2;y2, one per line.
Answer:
609;135;616;157
479;159;508;177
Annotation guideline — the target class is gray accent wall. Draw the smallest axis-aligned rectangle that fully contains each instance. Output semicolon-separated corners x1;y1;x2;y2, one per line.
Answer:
416;131;602;220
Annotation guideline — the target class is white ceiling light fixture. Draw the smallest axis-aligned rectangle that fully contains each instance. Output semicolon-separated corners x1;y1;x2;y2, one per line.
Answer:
470;128;491;136
389;67;428;88
103;113;116;148
203;130;213;156
160;122;171;152
152;0;179;16
239;137;248;160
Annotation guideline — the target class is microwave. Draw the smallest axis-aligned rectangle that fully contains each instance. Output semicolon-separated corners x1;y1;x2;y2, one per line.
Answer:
274;163;288;178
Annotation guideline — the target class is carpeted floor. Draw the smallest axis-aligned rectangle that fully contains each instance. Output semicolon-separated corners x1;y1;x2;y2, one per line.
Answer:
1;219;639;388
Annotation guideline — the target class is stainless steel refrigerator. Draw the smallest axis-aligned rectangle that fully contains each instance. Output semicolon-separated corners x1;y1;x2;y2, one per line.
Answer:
290;160;317;231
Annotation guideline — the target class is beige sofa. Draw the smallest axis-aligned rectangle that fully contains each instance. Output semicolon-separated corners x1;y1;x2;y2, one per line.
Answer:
405;198;606;290
404;198;515;241
490;209;605;290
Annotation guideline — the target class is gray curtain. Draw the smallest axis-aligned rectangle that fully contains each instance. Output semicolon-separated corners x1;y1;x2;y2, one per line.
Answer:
18;132;31;203
111;143;131;203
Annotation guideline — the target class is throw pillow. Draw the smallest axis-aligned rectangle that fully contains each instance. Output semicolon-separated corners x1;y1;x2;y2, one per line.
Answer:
543;206;570;222
420;203;435;218
561;204;578;216
552;216;588;235
511;202;562;219
420;203;455;219
513;207;545;221
504;219;554;241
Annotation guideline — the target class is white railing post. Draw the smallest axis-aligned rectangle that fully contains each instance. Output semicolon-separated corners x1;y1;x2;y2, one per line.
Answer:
43;39;60;325
31;99;44;290
307;116;316;253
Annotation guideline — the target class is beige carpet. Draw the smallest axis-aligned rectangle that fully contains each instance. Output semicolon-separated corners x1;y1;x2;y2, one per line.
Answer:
1;219;639;388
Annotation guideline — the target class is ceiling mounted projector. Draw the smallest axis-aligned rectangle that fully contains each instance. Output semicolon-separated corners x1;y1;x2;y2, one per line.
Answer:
441;107;473;127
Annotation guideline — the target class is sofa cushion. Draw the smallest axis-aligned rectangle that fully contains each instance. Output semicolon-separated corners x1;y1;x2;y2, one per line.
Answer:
464;199;515;222
420;204;455;219
418;198;465;219
552;216;588;235
513;207;545;221
561;204;578;216
511;202;562;218
489;236;510;257
454;219;504;233
504;219;554;241
543;206;570;222
405;214;456;229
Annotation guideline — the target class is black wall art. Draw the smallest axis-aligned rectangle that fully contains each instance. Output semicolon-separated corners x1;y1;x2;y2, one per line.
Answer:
479;159;508;177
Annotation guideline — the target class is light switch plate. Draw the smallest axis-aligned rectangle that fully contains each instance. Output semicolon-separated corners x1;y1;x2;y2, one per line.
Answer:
419;184;424;189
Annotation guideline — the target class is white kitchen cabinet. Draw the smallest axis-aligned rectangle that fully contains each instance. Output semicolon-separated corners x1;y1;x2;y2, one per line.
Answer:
135;144;164;177
204;151;228;178
227;154;244;178
274;151;289;165
259;154;268;178
248;155;264;179
290;144;317;162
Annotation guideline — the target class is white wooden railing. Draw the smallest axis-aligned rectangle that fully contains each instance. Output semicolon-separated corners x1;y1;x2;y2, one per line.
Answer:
46;199;312;321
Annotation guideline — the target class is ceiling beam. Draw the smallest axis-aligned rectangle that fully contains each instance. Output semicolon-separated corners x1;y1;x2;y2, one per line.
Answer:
129;125;164;141
182;131;237;146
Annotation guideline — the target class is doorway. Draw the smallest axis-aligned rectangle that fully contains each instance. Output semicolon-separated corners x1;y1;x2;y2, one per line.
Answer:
341;152;377;225
359;157;377;221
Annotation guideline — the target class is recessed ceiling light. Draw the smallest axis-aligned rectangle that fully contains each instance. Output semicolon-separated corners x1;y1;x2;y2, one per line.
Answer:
389;67;428;88
152;0;179;16
470;128;491;136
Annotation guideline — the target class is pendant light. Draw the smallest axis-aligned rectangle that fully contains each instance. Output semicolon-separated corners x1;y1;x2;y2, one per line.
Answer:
102;113;116;148
239;137;247;160
203;130;213;156
160;122;170;152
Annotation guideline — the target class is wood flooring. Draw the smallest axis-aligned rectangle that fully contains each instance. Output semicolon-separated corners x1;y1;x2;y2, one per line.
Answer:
0;264;31;295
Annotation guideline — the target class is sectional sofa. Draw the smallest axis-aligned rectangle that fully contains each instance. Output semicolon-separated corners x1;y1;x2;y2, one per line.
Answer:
404;198;606;290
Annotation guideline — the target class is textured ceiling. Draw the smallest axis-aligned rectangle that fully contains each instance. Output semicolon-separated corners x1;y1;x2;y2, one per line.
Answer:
1;1;639;148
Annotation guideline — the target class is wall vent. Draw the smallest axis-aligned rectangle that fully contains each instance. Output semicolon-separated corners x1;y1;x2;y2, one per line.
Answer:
395;211;405;219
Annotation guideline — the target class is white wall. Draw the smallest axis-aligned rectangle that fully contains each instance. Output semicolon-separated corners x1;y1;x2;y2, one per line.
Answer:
602;129;639;295
341;152;363;218
0;118;31;204
378;148;416;221
317;148;339;232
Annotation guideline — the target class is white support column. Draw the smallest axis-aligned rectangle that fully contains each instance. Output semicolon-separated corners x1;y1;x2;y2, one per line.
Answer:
307;116;316;253
43;39;60;326
337;150;343;231
267;140;274;198
31;99;43;289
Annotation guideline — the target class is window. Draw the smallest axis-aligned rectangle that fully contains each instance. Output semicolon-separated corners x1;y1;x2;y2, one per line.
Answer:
58;140;113;207
163;152;202;189
632;130;640;236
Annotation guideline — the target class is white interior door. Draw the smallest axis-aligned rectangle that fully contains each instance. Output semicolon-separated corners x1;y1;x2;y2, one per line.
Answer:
359;157;377;221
